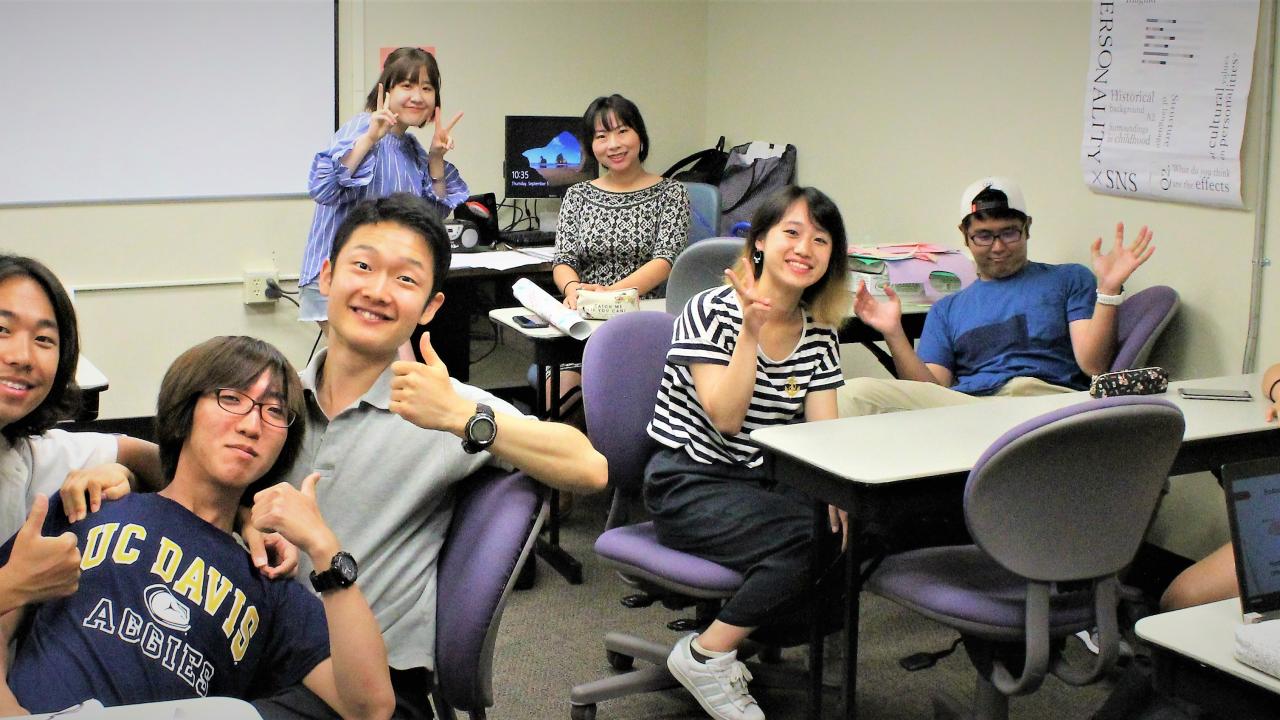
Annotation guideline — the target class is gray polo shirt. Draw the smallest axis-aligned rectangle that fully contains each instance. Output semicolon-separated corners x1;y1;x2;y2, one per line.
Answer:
288;349;519;670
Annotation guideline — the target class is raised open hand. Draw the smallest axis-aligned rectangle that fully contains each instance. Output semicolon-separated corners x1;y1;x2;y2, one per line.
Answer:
1091;222;1155;295
366;83;399;143
430;108;464;157
853;280;905;338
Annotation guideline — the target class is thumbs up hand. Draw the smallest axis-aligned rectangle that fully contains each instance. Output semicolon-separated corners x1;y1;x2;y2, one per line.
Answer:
251;474;339;568
0;495;82;606
389;332;474;435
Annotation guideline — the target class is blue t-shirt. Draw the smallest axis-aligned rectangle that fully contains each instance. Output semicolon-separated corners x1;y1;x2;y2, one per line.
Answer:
916;262;1096;395
0;494;330;711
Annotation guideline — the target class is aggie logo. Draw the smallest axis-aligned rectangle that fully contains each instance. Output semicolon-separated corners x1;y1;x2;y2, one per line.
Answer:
144;585;192;632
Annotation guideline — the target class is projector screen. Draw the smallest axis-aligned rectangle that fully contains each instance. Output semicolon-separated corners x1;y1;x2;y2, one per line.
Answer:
0;1;337;206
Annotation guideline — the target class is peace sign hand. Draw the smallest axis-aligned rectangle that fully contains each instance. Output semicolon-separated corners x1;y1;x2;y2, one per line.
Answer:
725;264;774;338
366;83;399;143
429;108;464;158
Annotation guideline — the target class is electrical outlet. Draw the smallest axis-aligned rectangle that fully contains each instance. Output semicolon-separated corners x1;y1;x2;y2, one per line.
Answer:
243;271;278;305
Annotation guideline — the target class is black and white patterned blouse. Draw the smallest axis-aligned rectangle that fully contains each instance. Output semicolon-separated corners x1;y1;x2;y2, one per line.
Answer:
552;178;690;297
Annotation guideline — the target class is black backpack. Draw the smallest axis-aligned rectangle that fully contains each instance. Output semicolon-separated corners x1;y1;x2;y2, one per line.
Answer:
661;136;728;185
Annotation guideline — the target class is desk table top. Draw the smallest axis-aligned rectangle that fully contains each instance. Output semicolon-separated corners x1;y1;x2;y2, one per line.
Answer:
1137;598;1280;695
753;373;1277;486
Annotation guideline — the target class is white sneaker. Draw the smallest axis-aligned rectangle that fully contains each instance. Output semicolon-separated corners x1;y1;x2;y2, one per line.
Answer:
666;634;765;720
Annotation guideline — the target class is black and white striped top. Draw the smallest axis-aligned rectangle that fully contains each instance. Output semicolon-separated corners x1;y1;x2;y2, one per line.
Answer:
648;285;844;467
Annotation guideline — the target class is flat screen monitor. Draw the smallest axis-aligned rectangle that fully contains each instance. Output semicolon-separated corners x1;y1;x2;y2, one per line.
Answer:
503;116;596;199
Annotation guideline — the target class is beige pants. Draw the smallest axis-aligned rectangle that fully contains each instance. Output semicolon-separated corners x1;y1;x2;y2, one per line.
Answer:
836;376;1074;418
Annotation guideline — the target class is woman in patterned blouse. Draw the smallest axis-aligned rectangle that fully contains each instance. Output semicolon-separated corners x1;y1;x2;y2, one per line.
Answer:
550;95;690;412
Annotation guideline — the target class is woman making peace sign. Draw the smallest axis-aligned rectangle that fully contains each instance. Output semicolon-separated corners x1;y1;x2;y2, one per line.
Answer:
646;186;850;720
298;47;467;323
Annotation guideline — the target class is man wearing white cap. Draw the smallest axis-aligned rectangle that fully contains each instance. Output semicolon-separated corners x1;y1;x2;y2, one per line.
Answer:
838;176;1155;416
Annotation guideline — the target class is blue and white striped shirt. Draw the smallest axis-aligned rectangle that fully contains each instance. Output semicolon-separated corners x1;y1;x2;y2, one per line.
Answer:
299;113;470;287
648;286;845;467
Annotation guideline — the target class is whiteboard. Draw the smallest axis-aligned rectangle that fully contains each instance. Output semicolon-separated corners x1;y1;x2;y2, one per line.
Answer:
0;0;336;206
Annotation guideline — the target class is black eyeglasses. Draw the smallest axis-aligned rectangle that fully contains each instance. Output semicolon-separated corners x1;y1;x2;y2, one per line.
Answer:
968;227;1025;247
213;388;296;428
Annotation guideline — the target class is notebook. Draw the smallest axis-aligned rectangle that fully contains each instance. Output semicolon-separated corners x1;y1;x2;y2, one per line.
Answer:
1223;456;1280;623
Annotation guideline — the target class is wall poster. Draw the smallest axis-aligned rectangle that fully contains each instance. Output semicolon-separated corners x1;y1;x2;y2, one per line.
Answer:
1082;0;1259;208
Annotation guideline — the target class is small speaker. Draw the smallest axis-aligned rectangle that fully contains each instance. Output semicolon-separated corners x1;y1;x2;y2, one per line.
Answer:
453;192;499;246
444;219;480;250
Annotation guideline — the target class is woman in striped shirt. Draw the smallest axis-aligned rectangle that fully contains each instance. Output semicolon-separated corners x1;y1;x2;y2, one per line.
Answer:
645;186;850;720
298;47;468;324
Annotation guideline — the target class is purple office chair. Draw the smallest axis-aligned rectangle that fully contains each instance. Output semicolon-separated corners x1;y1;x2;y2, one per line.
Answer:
1110;286;1179;372
432;466;547;720
865;396;1185;720
570;311;765;720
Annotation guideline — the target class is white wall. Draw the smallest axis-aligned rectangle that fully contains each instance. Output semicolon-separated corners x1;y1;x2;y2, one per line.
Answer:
0;0;708;419
706;0;1278;381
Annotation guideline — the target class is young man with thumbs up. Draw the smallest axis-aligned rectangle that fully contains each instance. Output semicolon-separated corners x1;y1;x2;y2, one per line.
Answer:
254;193;607;720
0;336;393;719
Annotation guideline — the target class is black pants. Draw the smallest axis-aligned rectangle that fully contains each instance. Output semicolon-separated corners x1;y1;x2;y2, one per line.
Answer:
253;667;434;720
643;447;841;629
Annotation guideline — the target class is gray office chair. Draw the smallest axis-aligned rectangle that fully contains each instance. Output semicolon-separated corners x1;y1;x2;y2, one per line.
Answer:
664;237;744;315
866;396;1185;720
681;181;722;245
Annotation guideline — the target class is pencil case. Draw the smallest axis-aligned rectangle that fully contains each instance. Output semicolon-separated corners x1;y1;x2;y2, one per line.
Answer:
1088;367;1169;398
577;288;640;320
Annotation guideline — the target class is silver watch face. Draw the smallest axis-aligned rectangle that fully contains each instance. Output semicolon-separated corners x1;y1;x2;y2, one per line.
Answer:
469;415;497;444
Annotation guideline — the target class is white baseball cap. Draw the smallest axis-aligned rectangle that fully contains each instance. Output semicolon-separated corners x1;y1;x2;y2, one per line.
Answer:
960;177;1027;219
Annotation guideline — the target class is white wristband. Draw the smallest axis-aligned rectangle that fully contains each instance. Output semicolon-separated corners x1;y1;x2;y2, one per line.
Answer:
1096;290;1125;306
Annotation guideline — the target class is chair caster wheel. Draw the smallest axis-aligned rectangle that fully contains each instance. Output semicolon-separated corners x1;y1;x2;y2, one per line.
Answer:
570;703;597;720
606;649;635;671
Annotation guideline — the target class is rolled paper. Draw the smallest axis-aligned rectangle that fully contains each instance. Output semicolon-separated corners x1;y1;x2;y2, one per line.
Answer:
512;278;591;340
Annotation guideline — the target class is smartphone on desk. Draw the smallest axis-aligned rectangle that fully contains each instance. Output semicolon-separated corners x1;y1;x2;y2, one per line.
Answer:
513;314;550;329
1178;387;1253;401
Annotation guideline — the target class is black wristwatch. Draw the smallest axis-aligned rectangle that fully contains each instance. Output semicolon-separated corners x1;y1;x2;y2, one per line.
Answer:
310;551;358;593
461;403;497;454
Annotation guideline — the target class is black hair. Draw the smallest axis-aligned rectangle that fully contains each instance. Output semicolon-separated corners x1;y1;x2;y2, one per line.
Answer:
0;255;81;441
579;94;650;174
741;186;850;326
329;193;452;296
155;336;306;491
961;186;1030;233
365;47;442;128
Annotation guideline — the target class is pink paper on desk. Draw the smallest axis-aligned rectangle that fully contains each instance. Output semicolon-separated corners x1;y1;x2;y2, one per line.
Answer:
848;243;960;262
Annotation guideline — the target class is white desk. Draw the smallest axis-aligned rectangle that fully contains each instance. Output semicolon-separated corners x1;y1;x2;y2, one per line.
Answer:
73;355;109;422
1137;598;1280;717
489;298;666;340
751;374;1280;719
9;696;261;719
754;373;1277;489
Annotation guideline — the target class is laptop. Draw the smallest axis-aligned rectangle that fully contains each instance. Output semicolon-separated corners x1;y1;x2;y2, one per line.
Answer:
1223;456;1280;623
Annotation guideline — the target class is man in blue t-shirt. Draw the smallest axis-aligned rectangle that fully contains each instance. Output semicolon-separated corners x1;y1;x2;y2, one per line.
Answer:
0;336;394;719
838;176;1156;416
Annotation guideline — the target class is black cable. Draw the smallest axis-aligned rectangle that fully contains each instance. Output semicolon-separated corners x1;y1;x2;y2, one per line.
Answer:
306;328;323;365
